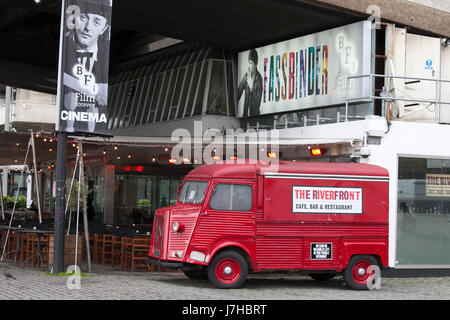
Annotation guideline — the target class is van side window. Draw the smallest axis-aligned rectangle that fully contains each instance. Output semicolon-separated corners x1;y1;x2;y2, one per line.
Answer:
209;183;253;211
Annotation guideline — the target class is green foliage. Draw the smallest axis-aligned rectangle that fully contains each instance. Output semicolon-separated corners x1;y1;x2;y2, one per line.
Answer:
3;195;27;209
65;179;92;213
137;198;150;210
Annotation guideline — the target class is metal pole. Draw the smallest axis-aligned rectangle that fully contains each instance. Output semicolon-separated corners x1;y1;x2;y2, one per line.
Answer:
4;86;11;132
435;79;440;124
53;133;67;274
30;131;42;223
345;77;349;122
79;142;92;272
52;0;66;274
0;171;4;220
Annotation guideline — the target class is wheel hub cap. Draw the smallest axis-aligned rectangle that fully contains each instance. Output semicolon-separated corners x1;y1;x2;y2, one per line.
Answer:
215;258;242;284
358;268;366;276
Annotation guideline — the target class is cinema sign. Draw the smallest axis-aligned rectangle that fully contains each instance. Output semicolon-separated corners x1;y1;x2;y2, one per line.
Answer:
237;21;372;117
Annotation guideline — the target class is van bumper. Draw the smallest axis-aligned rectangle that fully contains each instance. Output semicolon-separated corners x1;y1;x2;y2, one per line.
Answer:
147;257;183;268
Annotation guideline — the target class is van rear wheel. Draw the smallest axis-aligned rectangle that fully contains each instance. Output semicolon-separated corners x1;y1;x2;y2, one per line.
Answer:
208;250;248;289
344;255;379;290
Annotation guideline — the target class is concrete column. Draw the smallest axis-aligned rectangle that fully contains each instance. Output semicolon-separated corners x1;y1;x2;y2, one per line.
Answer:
104;164;115;225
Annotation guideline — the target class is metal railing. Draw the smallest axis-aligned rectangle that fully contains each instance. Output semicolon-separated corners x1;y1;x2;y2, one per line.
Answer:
345;73;450;123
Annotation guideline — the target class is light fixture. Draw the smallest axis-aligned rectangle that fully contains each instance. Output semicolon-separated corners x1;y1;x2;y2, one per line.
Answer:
267;152;277;159
182;158;190;164
43;138;47;142
128;153;132;159
16;141;20;147
168;158;176;164
49;148;52;152
164;147;169;152
102;150;106;155
117;155;121;160
114;145;118;150
310;148;325;156
152;157;156;162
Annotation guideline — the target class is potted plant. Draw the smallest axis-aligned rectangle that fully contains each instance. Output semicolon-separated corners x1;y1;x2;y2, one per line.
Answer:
65;179;91;228
132;199;151;224
3;195;27;210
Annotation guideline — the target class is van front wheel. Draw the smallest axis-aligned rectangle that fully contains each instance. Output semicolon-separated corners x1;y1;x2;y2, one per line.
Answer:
208;250;248;289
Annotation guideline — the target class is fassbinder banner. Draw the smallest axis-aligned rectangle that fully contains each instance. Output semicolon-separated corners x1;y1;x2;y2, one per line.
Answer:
57;0;112;135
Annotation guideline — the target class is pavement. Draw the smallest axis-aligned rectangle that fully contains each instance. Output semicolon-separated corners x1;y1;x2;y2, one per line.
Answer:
0;261;450;300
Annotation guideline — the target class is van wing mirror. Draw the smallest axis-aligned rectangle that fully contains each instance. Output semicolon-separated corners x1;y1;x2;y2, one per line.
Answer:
177;184;183;193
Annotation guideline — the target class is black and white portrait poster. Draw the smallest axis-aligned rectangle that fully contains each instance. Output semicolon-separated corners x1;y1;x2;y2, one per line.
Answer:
57;0;112;135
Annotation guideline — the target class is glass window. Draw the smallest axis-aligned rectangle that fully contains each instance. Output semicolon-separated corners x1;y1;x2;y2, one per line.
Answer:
206;60;227;115
179;180;209;204
209;183;252;211
397;157;450;265
8;172;26;198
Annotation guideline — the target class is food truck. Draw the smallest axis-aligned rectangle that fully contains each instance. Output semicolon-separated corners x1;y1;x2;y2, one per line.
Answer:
148;161;389;290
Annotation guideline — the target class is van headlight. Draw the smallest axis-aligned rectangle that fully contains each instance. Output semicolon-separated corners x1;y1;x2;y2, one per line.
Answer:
173;222;184;232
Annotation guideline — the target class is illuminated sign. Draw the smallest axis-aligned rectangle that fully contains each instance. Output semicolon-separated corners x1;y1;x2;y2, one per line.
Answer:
237;21;372;117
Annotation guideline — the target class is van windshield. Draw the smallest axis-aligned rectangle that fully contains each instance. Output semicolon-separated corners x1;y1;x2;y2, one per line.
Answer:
178;180;209;204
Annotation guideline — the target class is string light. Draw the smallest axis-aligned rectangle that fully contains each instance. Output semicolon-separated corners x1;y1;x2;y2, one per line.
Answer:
128;153;132;159
102;150;107;155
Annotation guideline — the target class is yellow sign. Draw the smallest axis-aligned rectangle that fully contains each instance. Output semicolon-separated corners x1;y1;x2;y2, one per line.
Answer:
426;174;450;197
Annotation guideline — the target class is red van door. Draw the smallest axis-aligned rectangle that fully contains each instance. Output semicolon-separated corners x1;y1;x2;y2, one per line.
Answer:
190;180;256;254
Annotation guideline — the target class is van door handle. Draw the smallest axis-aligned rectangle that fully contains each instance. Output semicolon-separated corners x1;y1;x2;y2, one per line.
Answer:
202;211;208;216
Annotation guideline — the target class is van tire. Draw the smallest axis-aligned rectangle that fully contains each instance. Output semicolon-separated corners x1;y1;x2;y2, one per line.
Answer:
208;250;248;289
344;255;379;290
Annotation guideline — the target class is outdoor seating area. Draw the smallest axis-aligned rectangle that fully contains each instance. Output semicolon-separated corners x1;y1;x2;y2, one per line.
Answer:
0;215;155;273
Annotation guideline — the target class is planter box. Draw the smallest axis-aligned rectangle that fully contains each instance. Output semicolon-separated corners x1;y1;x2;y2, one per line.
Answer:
49;234;84;270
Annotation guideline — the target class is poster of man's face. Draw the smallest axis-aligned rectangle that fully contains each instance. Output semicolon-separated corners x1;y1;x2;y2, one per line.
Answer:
75;12;108;49
59;0;112;135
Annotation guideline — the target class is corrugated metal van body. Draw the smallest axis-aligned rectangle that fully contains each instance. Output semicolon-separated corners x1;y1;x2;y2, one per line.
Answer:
149;161;389;274
255;172;389;270
166;206;201;261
